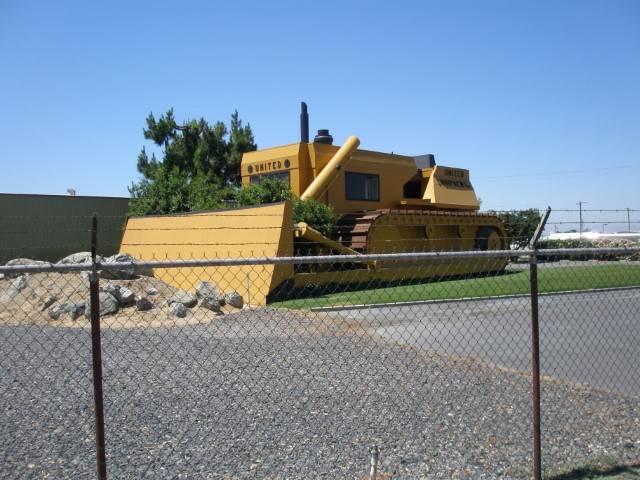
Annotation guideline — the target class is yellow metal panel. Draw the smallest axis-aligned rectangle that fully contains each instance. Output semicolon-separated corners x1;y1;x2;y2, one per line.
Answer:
300;136;360;201
241;144;307;196
423;165;479;210
324;153;418;214
119;202;294;305
302;142;419;213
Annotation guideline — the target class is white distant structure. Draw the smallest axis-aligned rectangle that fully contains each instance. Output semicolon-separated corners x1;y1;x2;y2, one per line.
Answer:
547;232;640;243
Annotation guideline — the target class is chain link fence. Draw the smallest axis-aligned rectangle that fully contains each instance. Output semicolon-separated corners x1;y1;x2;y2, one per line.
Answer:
1;208;639;479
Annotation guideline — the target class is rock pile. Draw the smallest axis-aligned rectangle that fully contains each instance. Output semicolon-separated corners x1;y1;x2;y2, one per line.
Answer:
592;238;640;260
1;252;247;324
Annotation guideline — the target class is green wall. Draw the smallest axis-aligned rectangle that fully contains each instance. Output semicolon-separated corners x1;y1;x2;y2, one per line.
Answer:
0;193;130;263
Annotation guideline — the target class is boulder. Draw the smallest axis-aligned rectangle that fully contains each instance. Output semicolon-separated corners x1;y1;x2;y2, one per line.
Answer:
101;283;140;308
6;258;48;267
0;275;28;302
169;302;187;318
84;292;119;318
4;258;49;278
0;273;4;280
201;296;223;314
41;294;57;311
58;252;103;265
136;297;154;311
132;262;154;277
101;253;154;279
5;258;49;267
146;287;159;296
224;291;244;309
80;271;91;286
101;253;136;280
116;287;135;307
168;290;197;308
11;275;27;293
100;283;121;297
70;303;85;320
196;281;222;300
48;301;72;320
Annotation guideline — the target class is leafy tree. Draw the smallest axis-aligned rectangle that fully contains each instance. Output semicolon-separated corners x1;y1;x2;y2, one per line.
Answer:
128;168;229;216
235;177;295;206
128;168;190;216
496;209;542;248
188;175;232;212
235;178;337;237
129;109;256;215
292;197;337;238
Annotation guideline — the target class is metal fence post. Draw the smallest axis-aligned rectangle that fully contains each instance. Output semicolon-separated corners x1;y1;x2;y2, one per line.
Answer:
528;207;551;250
529;251;542;480
89;213;108;480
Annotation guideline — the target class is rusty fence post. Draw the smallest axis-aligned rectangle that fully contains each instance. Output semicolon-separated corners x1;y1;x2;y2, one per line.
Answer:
89;213;108;480
529;251;542;480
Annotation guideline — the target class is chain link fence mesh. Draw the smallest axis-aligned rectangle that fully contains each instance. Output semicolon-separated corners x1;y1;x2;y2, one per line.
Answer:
1;241;639;478
0;268;96;478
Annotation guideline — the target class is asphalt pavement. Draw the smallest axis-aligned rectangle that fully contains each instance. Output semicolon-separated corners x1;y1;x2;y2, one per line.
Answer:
330;288;640;396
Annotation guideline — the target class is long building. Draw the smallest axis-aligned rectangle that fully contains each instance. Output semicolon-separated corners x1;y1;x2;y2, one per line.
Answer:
0;193;130;263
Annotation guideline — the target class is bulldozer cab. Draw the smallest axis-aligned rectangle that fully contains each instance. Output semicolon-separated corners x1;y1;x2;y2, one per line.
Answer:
240;139;480;213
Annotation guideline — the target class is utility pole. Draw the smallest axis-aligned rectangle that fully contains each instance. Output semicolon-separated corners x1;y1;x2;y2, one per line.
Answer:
577;201;586;237
627;207;631;233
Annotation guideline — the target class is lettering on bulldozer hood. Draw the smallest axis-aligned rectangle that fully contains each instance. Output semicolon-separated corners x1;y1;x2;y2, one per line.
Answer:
435;167;472;189
247;159;291;174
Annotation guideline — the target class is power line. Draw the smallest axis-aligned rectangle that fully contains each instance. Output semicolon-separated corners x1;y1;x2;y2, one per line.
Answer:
552;209;640;213
475;164;640;180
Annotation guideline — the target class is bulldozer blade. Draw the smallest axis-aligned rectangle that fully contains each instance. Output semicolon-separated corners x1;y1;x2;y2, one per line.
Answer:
119;201;294;306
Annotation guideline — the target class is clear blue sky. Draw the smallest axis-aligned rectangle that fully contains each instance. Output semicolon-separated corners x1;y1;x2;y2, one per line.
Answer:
1;1;638;222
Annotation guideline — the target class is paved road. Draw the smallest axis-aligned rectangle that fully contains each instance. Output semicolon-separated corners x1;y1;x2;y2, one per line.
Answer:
331;288;640;395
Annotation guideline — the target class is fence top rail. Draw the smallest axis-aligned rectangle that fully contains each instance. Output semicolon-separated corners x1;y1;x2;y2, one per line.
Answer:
535;247;640;256
0;262;92;274
1;247;639;274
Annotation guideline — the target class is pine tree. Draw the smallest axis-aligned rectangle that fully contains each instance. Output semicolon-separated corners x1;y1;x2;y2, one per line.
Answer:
129;109;257;215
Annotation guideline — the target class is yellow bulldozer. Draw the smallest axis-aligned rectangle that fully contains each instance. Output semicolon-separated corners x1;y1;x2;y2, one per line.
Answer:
121;103;507;305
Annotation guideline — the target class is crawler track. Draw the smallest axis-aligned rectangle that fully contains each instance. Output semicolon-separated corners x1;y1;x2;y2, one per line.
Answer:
335;209;507;252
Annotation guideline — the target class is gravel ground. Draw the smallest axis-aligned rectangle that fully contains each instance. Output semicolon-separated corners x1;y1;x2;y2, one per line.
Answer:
1;308;639;479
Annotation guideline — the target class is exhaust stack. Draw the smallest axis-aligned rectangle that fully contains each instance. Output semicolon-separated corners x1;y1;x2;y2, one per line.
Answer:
300;102;309;143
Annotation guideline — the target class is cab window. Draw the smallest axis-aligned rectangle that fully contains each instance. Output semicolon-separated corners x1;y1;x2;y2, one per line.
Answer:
249;171;290;185
345;172;379;201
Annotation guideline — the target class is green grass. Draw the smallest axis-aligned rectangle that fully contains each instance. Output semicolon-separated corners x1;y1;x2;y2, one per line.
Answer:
545;457;640;479
271;264;640;309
